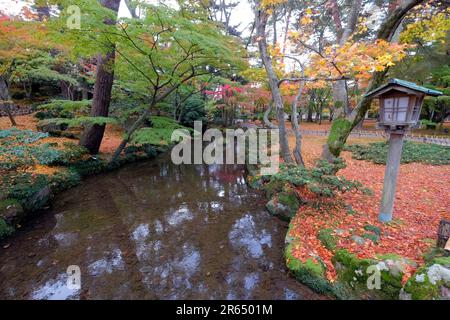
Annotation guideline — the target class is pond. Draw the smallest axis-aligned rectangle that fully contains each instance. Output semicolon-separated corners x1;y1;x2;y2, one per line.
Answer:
0;153;325;300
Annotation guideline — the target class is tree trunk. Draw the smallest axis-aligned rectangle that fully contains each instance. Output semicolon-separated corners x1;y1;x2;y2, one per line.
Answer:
330;0;361;117
307;105;313;122
255;5;293;163
263;101;277;129
322;0;424;161
79;0;121;154
0;75;16;126
291;81;305;166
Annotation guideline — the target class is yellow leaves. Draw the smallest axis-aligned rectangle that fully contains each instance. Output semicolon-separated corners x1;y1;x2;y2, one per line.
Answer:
260;0;288;9
300;15;313;26
300;8;314;26
301;39;407;89
400;11;450;44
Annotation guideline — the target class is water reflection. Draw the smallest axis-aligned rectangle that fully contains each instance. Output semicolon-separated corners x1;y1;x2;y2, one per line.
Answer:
0;153;326;300
32;273;79;300
229;214;272;259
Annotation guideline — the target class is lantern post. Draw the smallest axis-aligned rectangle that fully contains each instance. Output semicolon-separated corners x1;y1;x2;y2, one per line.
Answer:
365;79;442;223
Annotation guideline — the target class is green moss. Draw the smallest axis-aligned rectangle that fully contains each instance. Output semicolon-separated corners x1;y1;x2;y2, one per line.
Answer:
3;173;50;211
262;179;285;199
317;228;337;251
285;243;335;295
432;256;450;266
362;233;379;244
363;224;381;236
276;186;301;221
278;190;300;210
376;253;402;260
332;250;375;297
403;267;441;300
327;118;353;157
0;217;14;238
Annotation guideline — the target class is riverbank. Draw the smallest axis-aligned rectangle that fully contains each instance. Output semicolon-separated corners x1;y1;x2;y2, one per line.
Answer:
0;141;326;300
0;115;172;240
246;134;450;300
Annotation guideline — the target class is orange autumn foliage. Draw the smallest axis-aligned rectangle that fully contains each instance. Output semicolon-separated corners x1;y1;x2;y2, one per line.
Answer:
286;134;450;283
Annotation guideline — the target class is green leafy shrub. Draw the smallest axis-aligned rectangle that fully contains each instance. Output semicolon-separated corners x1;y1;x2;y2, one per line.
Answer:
420;119;437;130
130;116;191;146
270;158;369;198
37;116;118;129
344;141;450;165
179;94;207;127
35;99;91;120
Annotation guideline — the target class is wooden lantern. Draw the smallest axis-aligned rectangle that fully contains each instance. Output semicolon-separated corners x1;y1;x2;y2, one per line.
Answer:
366;79;442;132
438;220;450;251
365;79;442;223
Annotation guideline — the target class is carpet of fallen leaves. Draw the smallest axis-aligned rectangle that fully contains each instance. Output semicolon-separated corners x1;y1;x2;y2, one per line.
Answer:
0;114;124;155
287;134;450;283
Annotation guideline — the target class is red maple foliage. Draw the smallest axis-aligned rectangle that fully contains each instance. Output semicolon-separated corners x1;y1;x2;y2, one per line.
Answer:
287;136;450;283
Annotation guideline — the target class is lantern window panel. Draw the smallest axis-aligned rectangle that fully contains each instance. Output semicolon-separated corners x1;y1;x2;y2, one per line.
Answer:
383;97;409;123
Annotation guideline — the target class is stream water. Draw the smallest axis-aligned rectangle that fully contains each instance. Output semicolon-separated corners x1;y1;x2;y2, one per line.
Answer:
0;153;325;300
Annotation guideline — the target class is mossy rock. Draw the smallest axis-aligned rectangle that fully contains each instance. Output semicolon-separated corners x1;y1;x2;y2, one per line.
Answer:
423;247;450;263
402;258;450;300
266;188;300;222
285;242;335;296
245;163;259;177
333;250;418;299
0;198;24;225
332;250;374;298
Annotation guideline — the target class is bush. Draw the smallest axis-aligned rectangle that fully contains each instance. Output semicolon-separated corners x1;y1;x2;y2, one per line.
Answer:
420;119;437;130
130;116;191;146
344;141;450;165
270;158;370;198
35;99;91;120
179;94;207;127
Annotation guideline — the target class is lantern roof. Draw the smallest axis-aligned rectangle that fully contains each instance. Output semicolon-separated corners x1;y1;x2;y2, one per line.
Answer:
365;78;443;98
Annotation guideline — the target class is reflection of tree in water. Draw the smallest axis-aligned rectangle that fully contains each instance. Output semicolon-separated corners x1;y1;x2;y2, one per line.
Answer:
0;155;325;300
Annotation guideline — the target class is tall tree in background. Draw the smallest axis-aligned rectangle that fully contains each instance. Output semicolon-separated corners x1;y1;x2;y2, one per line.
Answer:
79;0;121;154
255;0;293;163
328;0;362;117
322;0;425;161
